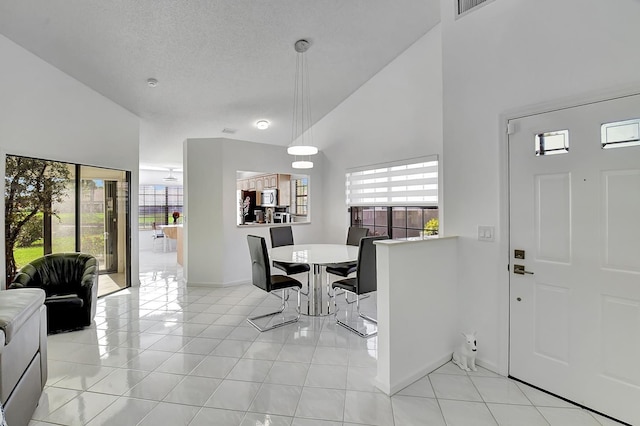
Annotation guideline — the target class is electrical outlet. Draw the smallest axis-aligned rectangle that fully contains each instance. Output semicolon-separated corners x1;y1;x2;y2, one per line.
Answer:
478;225;495;242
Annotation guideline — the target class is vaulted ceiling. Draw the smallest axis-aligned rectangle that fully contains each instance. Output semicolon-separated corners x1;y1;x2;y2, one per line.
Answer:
0;1;440;170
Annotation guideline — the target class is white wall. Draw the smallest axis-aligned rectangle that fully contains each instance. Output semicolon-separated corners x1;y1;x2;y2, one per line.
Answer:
376;237;458;395
315;27;443;243
440;0;640;374
183;138;325;286
0;34;140;287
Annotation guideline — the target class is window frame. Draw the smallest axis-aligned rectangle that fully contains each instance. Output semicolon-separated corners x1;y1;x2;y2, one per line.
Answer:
346;157;439;239
138;185;183;229
350;205;438;239
294;178;308;216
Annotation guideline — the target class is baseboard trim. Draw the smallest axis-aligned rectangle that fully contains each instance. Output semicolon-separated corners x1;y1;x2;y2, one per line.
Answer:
475;357;502;376
375;353;453;396
185;280;250;288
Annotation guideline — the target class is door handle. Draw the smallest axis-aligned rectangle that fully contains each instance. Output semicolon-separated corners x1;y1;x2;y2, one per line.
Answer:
513;264;534;275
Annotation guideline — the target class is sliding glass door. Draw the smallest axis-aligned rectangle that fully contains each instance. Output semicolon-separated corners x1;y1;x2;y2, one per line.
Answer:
5;155;131;296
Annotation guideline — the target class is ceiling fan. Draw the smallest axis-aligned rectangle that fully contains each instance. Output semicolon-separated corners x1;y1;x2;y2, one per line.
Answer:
163;169;178;182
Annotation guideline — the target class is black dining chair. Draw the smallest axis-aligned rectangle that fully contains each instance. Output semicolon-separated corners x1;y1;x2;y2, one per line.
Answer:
246;235;302;332
331;235;388;337
326;226;369;277
325;226;369;298
151;222;166;252
269;226;310;294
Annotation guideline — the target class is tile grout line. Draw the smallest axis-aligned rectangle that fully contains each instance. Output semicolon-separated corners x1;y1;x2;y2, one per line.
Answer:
41;276;595;426
425;374;449;426
514;381;553;426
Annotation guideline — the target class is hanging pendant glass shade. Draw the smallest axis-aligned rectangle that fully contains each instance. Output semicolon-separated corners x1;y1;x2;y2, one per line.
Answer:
292;160;313;169
287;39;318;167
287;145;318;156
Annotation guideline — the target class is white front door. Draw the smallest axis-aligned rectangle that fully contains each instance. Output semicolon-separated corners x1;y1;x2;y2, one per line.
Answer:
509;94;640;425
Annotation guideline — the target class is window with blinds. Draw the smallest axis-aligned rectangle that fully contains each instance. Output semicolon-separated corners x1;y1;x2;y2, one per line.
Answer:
345;157;438;207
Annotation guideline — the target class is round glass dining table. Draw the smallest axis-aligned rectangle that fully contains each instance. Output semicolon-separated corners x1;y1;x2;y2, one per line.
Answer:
270;244;358;316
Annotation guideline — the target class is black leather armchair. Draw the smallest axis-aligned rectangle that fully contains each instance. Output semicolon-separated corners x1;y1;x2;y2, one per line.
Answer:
9;253;99;334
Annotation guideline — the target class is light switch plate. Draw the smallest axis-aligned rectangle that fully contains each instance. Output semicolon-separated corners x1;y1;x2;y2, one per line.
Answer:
478;225;495;242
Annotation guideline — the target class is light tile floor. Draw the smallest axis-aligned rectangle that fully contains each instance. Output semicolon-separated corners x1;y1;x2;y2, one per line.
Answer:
29;250;623;426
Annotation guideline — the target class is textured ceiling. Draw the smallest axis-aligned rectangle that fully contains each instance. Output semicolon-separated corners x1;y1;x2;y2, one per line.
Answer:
0;0;440;170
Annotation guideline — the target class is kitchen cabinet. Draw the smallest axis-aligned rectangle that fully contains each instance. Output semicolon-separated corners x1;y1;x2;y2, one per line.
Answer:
236;174;291;206
260;174;276;189
277;174;290;206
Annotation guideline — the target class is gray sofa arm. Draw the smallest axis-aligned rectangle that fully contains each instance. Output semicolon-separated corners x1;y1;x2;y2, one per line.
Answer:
0;288;47;425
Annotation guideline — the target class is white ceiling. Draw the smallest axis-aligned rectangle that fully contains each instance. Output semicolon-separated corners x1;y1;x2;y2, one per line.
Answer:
0;1;440;171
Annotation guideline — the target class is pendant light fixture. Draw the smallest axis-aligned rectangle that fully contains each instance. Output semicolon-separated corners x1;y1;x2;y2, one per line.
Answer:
288;39;318;169
163;168;178;182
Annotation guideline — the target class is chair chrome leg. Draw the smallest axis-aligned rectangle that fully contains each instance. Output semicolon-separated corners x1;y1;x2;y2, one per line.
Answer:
335;292;377;338
327;271;342;297
331;285;337;314
342;292;369;305
328;286;371;304
350;293;369;302
269;289;290;302
300;271;310;296
247;287;301;332
358;312;378;326
324;268;369;301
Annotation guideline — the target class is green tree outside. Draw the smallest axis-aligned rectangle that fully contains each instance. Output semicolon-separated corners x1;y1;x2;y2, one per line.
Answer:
5;157;72;281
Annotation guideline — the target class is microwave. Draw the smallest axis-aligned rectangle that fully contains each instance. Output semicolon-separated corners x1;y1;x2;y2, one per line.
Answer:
260;189;278;207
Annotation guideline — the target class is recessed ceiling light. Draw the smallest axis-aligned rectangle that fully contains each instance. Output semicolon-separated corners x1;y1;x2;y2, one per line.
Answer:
256;120;270;130
147;78;158;88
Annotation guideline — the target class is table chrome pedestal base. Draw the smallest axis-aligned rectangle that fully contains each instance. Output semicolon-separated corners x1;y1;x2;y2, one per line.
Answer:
298;265;336;316
269;244;359;317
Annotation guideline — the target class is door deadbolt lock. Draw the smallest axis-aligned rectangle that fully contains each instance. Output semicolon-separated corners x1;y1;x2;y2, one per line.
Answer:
514;249;525;259
514;264;534;275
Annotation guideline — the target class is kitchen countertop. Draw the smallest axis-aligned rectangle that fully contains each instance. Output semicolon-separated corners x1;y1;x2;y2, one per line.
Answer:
237;221;309;227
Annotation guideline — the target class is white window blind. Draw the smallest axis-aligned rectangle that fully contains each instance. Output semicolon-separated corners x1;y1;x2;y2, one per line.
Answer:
346;157;438;207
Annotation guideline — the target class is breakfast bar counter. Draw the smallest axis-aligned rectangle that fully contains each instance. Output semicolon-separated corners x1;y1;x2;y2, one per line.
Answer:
374;236;459;395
